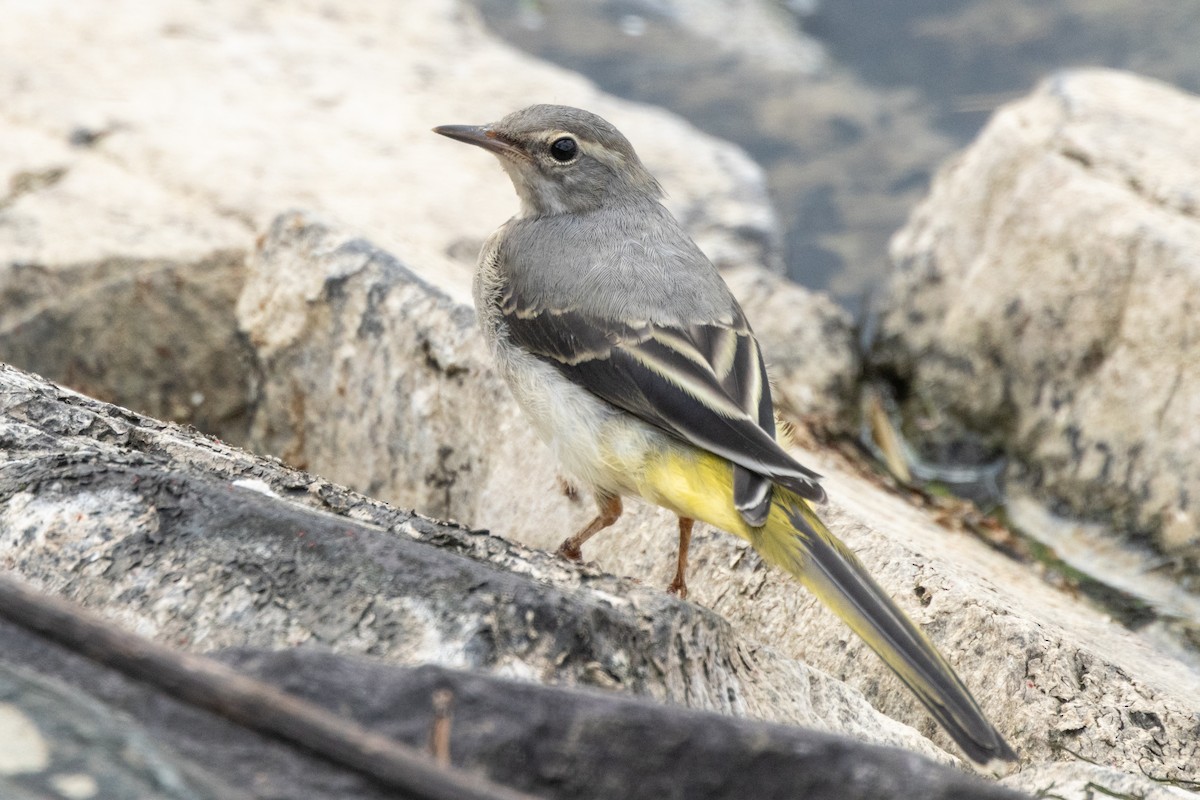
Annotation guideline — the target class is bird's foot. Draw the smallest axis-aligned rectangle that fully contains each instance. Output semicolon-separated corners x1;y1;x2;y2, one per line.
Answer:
556;541;583;562
666;577;688;600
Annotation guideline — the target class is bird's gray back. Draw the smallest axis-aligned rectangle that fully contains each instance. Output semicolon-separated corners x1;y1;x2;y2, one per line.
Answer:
497;199;739;325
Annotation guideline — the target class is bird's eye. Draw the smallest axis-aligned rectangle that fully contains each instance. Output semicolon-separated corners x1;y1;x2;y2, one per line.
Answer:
549;137;577;162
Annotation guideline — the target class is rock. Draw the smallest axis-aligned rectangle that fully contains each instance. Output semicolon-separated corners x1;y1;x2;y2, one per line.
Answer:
871;69;1200;566
1003;762;1196;800
216;652;1030;800
0;0;782;298
237;211;499;518
608;0;827;75
0;661;242;800
239;212;1200;784
0;617;1028;800
0;251;251;443
0;118;253;442
0;361;950;765
0;121;248;265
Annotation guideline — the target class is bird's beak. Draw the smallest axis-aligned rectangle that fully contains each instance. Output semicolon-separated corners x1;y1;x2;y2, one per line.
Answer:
433;124;524;159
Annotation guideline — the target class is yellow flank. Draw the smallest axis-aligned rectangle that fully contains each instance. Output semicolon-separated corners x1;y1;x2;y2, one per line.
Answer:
639;446;818;553
640;447;751;536
640;446;875;634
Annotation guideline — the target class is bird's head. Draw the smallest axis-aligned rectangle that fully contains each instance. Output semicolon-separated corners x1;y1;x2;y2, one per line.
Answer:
434;104;662;217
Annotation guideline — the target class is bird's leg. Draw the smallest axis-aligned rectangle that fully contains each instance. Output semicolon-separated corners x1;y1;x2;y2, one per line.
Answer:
556;494;622;562
667;516;694;599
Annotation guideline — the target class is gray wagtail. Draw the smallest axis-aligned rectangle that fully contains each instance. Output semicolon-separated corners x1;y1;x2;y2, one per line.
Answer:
434;104;1017;769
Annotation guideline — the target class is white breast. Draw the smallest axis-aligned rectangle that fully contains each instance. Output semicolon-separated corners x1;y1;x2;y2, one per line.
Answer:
473;232;657;497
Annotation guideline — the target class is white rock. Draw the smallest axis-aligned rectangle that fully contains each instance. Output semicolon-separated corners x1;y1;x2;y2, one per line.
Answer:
876;69;1200;559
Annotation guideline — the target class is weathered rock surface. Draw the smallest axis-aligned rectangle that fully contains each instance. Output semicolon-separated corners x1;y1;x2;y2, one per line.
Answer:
0;119;253;442
240;212;1200;791
0;121;247;265
0;661;242;800
1004;762;1196;800
0;342;1186;800
0;361;954;764
0;620;1028;800
871;69;1200;568
238;212;500;520
0;0;781;295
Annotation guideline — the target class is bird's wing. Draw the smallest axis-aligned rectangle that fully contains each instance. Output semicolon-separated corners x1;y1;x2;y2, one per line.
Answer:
500;287;825;505
690;320;781;523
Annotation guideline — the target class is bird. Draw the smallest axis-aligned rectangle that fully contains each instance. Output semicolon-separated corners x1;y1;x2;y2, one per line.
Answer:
433;104;1017;769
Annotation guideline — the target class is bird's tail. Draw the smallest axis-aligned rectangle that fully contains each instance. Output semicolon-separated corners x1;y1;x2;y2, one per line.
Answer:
752;491;1018;770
